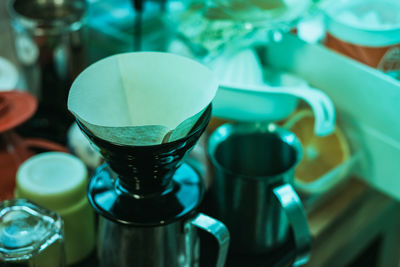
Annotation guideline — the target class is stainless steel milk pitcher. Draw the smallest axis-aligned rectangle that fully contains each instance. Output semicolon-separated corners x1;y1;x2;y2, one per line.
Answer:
208;123;311;266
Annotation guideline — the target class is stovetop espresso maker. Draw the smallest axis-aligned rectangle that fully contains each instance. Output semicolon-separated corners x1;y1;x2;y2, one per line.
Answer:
68;52;229;267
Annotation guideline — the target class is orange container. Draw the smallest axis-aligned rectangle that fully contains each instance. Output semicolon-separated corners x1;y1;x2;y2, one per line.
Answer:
324;0;400;76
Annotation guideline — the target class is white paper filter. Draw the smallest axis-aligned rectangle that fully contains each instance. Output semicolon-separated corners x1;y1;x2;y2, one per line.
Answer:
68;52;218;145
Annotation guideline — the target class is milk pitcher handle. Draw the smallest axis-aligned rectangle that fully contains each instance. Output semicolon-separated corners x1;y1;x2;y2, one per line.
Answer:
273;184;311;266
191;213;230;267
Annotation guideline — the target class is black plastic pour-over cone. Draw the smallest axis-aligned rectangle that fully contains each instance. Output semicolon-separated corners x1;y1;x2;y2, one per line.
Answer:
76;105;211;226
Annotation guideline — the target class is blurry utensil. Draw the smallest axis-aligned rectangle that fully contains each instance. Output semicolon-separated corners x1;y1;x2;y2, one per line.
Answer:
211;0;312;28
214;82;335;136
0;91;67;201
7;0;86;144
0;57;19;91
130;0;143;51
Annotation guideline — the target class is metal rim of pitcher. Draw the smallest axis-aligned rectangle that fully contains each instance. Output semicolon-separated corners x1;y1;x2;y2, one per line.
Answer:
7;0;86;36
207;122;303;181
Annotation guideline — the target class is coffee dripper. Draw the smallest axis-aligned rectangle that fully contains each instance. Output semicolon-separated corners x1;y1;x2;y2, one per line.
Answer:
68;52;229;267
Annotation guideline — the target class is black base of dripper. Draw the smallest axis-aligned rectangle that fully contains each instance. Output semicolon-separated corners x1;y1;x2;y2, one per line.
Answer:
88;163;204;226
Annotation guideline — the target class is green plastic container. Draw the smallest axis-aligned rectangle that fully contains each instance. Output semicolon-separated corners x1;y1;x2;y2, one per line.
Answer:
15;152;96;265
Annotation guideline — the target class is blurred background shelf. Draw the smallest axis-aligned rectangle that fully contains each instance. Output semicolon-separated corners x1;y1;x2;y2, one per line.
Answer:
305;177;400;267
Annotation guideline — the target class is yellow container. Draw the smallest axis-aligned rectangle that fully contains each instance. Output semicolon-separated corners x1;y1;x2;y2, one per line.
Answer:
15;152;96;265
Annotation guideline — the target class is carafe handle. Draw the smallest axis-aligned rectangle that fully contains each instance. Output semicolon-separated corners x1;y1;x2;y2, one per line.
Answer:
191;213;230;267
273;184;311;266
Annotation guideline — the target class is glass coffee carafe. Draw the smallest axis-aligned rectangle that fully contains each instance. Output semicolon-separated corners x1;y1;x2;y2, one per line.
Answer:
75;105;229;267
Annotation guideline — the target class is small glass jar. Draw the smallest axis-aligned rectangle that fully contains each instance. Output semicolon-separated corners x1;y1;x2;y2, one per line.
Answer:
0;199;65;267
